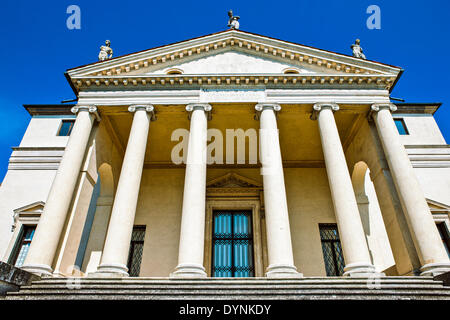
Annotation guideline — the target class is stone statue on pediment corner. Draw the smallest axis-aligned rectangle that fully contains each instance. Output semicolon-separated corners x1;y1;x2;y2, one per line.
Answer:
98;40;113;61
351;39;366;60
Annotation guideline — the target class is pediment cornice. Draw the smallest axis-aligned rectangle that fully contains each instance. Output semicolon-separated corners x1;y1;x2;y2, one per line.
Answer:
71;73;396;91
66;30;402;93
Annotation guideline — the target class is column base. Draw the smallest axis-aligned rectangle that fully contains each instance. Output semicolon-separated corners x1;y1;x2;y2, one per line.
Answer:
420;262;450;276
52;271;68;278
343;262;385;277
93;263;129;277
21;264;53;277
265;264;303;278
170;263;207;278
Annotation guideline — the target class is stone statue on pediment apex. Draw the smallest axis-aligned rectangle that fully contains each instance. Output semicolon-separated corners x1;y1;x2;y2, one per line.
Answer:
228;10;240;30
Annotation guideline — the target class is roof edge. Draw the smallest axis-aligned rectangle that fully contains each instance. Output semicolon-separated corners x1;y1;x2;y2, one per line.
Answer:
23;104;75;116
393;102;442;115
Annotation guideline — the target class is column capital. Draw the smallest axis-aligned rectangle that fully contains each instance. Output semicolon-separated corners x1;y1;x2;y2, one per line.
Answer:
370;103;397;113
254;103;281;120
128;104;156;121
310;103;339;120
71;105;101;121
368;103;397;121
186;103;212;120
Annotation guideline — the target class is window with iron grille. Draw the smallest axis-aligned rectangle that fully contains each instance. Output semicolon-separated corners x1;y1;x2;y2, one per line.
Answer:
319;224;345;276
10;225;36;267
58;120;75;136
212;210;254;277
127;225;146;277
436;223;450;259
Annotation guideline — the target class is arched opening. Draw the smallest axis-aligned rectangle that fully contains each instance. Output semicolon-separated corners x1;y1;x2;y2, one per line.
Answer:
165;68;184;75
351;161;395;273
97;163;114;198
282;67;301;74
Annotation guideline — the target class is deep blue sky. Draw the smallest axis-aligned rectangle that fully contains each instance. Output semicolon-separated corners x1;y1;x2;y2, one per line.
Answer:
0;0;449;181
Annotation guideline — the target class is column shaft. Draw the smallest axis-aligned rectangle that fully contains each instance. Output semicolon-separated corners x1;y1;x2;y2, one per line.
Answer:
171;104;210;278
372;104;450;276
96;105;154;276
314;103;378;276
22;106;98;276
256;103;301;278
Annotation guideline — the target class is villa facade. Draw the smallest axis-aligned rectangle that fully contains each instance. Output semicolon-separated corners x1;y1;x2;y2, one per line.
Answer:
1;29;449;283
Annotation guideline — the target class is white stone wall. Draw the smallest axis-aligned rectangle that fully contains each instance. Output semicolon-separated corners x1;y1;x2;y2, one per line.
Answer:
398;114;446;145
19;117;72;148
398;114;450;205
0;117;71;260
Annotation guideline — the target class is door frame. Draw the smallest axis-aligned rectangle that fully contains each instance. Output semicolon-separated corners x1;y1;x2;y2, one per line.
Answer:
205;199;265;277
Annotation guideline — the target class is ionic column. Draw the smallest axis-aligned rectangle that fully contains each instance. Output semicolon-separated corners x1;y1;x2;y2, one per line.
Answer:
22;106;100;276
255;103;302;278
96;105;155;276
371;103;450;276
312;103;379;277
171;103;211;278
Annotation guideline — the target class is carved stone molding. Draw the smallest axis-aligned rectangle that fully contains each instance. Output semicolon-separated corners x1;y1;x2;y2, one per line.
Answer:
207;172;262;188
128;104;156;121
206;172;262;198
310;102;339;120
71;105;101;121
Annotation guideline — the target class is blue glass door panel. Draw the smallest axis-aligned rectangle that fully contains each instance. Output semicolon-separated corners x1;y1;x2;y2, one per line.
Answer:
212;211;254;277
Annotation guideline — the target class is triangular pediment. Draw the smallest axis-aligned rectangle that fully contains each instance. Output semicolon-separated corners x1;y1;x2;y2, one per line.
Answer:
207;172;262;189
67;30;401;91
13;201;45;214
139;49;319;75
12;201;44;232
427;198;450;213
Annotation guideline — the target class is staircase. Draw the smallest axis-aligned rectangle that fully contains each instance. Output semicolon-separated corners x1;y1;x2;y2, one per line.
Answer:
3;276;450;300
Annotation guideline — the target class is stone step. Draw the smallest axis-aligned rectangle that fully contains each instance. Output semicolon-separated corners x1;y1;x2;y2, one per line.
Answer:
13;286;450;294
7;290;450;300
6;276;449;300
34;276;437;280
27;276;440;285
19;283;446;290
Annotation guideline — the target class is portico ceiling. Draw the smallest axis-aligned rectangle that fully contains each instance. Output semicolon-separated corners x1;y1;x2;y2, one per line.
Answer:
100;103;364;167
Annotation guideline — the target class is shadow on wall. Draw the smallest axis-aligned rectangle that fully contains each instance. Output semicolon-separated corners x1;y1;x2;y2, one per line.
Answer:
79;163;115;275
351;161;395;273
